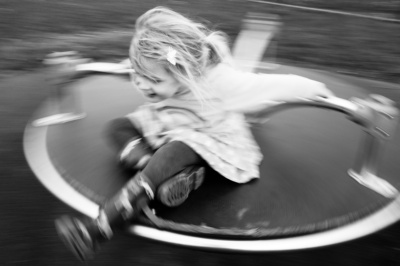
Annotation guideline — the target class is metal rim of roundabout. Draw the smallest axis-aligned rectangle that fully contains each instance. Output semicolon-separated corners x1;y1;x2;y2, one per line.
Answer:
23;71;400;252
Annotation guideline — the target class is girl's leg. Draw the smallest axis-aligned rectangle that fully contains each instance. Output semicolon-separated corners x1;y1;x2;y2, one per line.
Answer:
99;141;205;227
55;172;151;260
105;117;152;169
143;141;206;207
100;141;205;227
105;117;141;150
56;140;205;261
143;140;204;186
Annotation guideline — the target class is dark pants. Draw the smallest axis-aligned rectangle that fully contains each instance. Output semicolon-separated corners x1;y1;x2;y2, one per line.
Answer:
105;117;204;188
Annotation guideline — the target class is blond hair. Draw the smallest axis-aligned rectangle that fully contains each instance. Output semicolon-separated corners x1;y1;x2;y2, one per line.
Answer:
129;6;232;102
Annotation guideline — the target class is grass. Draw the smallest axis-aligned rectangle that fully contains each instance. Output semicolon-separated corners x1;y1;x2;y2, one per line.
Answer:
0;0;399;83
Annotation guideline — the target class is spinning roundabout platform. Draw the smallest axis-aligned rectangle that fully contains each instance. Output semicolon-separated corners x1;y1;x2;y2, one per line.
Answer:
23;63;400;252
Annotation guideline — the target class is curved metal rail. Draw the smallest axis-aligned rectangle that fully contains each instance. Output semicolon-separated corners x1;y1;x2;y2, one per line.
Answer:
129;195;400;251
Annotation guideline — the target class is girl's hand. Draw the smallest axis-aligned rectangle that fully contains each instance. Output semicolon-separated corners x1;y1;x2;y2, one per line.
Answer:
297;83;335;102
314;84;335;99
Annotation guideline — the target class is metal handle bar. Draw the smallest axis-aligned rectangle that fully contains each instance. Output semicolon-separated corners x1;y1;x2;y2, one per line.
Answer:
75;62;135;74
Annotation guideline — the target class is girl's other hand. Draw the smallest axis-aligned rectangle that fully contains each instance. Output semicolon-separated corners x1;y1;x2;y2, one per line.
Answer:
300;83;335;102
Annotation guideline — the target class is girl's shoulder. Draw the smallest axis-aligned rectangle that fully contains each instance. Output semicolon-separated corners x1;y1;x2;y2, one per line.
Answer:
206;63;237;82
206;63;237;89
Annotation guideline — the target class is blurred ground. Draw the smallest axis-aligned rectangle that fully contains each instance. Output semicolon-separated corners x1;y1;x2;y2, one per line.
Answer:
0;0;399;83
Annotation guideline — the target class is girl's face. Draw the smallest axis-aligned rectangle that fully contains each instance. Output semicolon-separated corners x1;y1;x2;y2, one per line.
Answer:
131;58;187;103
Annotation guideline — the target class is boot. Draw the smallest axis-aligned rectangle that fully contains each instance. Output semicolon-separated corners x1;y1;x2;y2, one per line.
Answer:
157;165;205;207
55;172;154;261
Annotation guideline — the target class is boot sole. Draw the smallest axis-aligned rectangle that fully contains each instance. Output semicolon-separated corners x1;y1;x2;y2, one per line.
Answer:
157;166;205;207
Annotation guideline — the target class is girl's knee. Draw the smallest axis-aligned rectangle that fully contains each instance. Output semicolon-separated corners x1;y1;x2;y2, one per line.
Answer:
105;117;131;133
152;141;201;163
103;117;140;148
154;141;186;155
103;118;122;141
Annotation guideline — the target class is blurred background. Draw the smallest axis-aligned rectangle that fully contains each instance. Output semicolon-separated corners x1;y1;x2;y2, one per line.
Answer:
0;0;399;82
1;0;400;265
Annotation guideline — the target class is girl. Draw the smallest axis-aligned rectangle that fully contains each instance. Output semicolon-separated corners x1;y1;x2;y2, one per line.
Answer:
56;6;333;260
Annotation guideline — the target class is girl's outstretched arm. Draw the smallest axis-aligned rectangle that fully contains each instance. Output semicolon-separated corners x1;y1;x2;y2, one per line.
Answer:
208;64;334;115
